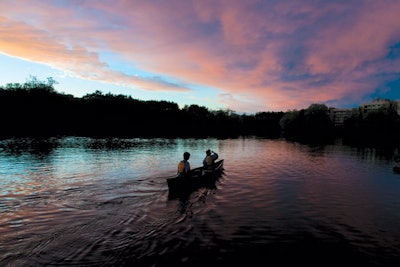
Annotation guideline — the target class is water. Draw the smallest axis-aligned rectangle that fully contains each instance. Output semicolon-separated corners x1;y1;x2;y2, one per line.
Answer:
1;137;400;266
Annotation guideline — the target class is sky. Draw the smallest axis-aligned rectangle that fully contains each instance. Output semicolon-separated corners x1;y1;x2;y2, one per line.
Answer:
1;0;400;113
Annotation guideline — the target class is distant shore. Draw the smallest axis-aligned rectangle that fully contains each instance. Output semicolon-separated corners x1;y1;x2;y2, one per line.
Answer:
1;78;399;146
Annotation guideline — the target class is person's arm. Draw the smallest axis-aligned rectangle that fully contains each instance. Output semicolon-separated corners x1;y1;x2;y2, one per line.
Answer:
212;151;218;160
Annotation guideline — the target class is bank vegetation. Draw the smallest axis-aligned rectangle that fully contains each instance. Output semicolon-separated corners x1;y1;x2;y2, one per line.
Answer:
1;77;399;146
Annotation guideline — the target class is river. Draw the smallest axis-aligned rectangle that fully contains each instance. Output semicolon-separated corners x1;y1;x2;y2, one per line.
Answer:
1;137;400;266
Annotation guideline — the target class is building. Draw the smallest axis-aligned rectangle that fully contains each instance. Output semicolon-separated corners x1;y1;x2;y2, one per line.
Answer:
329;108;357;126
360;99;400;116
329;99;400;126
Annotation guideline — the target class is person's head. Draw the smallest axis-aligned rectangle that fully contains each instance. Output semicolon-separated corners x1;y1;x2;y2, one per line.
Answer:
206;149;211;156
183;152;190;160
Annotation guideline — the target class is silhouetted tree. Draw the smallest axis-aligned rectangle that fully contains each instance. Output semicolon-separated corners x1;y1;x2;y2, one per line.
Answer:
1;77;399;144
279;109;303;138
279;104;334;142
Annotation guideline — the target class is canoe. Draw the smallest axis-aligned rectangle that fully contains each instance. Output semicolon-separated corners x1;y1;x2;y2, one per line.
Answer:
167;159;224;191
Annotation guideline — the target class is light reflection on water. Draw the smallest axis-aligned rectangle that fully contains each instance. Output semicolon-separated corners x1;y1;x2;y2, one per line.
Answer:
1;137;400;266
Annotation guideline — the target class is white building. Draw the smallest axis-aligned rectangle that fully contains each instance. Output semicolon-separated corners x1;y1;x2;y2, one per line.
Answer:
360;99;400;116
329;99;400;126
329;108;357;126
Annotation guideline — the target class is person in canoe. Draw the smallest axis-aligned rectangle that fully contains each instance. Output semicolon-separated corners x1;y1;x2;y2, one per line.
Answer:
177;152;191;177
203;149;218;172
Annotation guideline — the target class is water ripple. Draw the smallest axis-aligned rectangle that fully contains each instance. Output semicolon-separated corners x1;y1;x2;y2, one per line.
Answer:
1;137;400;266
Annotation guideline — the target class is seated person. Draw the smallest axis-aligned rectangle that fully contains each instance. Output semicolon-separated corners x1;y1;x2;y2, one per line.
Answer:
177;152;191;177
203;149;218;171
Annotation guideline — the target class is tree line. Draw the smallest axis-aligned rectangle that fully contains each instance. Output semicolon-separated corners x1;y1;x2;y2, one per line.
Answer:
1;77;399;145
280;103;400;145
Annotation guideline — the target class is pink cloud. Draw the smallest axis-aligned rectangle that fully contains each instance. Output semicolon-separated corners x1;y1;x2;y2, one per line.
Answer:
0;13;190;92
1;0;400;112
306;2;400;74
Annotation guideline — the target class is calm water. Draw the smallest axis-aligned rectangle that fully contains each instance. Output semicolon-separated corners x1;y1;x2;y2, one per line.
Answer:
1;137;400;266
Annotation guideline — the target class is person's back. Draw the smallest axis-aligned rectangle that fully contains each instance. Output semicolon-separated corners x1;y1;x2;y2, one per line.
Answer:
203;149;218;171
177;152;191;177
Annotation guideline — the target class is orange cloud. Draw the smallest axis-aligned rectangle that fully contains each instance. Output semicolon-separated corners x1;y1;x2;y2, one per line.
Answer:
0;14;191;93
1;0;400;113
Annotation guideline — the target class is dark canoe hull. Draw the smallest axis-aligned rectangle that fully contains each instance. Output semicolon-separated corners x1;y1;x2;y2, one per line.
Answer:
167;159;224;193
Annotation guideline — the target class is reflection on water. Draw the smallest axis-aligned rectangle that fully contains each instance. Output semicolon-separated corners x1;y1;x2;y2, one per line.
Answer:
1;137;400;266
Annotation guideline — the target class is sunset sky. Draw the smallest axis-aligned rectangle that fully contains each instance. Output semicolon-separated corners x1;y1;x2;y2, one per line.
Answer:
1;0;400;113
